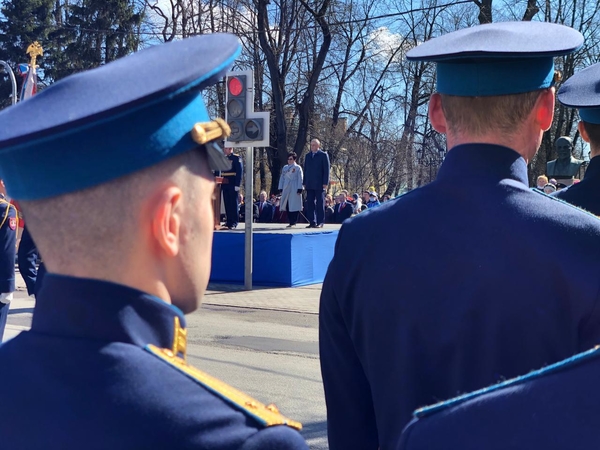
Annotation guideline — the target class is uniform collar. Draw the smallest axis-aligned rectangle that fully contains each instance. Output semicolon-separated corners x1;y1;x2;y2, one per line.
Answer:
436;143;529;185
31;274;188;358
584;155;600;180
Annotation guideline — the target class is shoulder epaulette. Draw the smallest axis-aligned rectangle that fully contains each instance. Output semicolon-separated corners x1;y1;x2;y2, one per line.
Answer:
414;345;600;419
145;344;302;430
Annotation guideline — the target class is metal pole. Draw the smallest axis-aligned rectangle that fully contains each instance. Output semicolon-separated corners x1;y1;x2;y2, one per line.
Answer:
244;146;254;290
0;61;18;105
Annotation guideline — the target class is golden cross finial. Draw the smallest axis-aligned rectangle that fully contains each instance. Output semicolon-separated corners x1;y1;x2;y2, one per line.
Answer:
26;42;43;68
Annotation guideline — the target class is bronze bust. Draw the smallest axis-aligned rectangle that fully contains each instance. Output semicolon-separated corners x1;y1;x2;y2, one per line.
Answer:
546;136;584;181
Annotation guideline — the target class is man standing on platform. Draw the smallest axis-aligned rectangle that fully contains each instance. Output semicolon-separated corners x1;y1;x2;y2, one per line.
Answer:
221;146;242;229
303;139;330;228
319;21;600;450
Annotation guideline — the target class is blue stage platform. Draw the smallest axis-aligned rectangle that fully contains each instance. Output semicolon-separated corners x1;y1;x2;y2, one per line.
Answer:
210;224;340;287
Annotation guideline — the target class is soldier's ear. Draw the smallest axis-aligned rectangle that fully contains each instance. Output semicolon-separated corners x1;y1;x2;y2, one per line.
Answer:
147;185;183;258
578;121;590;143
534;87;555;132
429;93;447;134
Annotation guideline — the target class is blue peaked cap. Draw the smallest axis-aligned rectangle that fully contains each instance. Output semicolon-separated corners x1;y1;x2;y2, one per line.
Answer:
0;34;242;200
558;62;600;124
406;21;583;97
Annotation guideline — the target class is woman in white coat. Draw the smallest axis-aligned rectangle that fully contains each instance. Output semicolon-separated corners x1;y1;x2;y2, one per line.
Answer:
278;152;304;227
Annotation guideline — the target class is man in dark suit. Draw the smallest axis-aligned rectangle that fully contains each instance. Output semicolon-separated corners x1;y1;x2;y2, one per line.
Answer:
303;139;330;228
333;192;352;224
399;58;600;450
319;21;600;450
255;191;274;223
220;146;242;229
239;193;259;223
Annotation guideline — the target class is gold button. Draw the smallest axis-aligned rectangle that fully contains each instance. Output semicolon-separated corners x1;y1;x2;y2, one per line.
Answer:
266;403;280;413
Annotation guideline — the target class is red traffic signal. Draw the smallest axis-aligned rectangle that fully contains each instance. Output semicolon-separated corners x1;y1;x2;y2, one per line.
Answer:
228;76;244;97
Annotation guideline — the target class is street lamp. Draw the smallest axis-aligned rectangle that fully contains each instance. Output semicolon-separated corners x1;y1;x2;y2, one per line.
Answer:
0;61;17;105
418;145;446;182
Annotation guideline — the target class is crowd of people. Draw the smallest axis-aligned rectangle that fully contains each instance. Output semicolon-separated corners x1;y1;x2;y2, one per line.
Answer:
233;187;393;226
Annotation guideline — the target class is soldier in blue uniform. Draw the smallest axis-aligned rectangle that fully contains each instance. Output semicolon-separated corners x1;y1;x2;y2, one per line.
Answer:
319;21;600;450
552;62;600;215
399;56;600;450
398;346;600;449
0;34;307;449
0;181;17;342
221;146;243;229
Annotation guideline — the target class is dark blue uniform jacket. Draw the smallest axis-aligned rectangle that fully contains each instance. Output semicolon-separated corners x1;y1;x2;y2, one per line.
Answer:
553;155;600;215
319;144;600;450
399;345;600;450
0;274;307;450
221;153;243;189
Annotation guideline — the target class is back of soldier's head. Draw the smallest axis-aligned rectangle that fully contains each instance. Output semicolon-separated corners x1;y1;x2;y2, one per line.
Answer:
0;34;241;312
406;22;583;139
558;62;600;152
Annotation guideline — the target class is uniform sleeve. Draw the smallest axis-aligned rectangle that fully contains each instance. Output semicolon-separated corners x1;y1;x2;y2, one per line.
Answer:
240;425;309;450
235;156;243;187
322;153;330;187
319;227;379;450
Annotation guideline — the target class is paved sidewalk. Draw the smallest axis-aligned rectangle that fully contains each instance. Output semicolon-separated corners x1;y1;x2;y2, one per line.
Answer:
3;275;322;343
204;283;321;314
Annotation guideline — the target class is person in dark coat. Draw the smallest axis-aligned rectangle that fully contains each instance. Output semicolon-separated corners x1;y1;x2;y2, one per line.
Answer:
552;63;600;216
255;191;275;223
220;146;243;229
399;57;600;450
302;139;330;228
239;193;259;223
319;21;600;450
0;34;307;449
333;192;352;224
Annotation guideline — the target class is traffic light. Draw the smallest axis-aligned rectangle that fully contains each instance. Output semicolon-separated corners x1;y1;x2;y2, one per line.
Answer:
226;75;246;141
225;71;265;144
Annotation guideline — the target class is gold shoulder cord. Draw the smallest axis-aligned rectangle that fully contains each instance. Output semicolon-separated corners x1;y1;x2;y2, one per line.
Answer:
146;343;302;431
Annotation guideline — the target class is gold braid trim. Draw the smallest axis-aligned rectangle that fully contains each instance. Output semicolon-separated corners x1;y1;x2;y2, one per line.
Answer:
146;344;302;431
191;119;231;145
